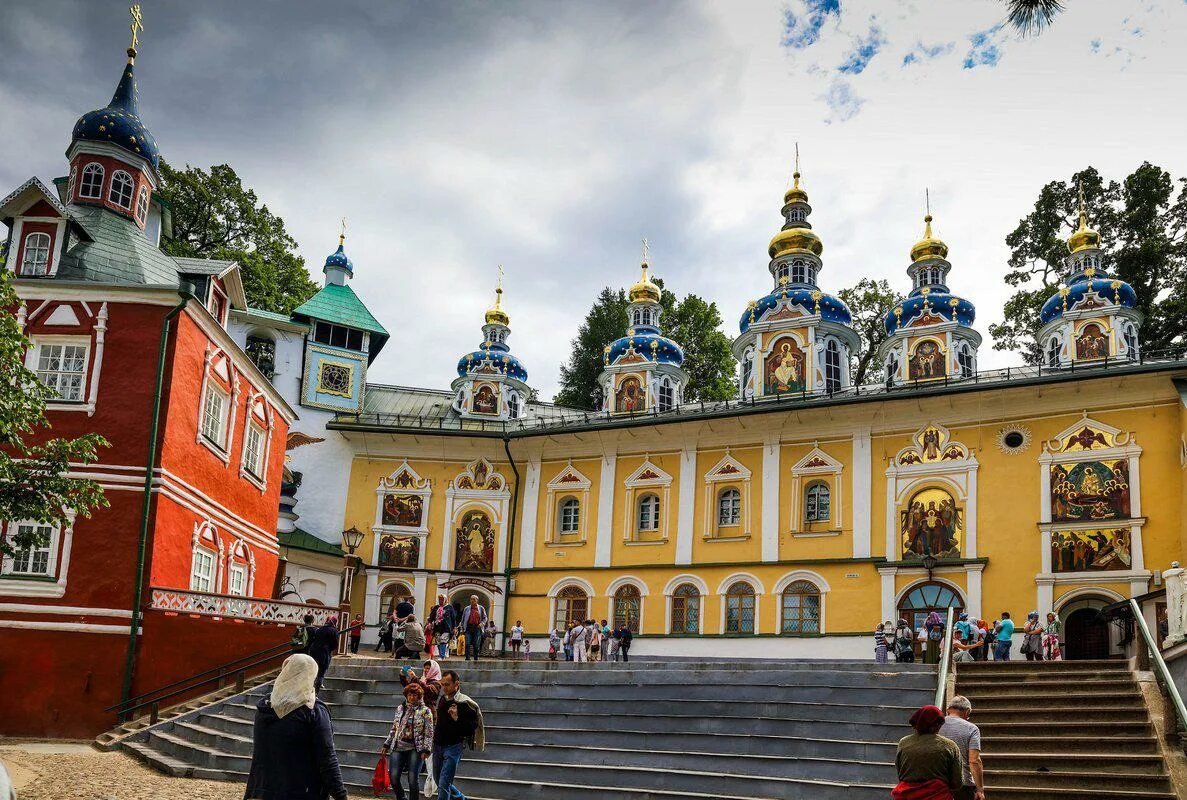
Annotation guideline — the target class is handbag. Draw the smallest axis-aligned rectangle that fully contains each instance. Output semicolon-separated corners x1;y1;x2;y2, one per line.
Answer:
424;758;437;795
371;755;391;795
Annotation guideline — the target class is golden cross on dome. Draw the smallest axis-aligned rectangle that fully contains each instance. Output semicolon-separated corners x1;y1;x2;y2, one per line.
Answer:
128;5;144;53
1077;180;1088;227
339;217;347;245
925;187;931;217
497;263;504;290
641;237;650;265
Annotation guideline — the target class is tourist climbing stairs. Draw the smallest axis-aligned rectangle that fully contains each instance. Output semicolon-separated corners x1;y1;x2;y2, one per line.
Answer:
955;659;1178;800
116;656;935;800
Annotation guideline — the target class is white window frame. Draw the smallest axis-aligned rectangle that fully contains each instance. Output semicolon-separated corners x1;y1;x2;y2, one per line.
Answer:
109;170;134;209
657;377;674;412
718;487;742;527
824;338;842;393
20;232;51;277
227;562;247;596
804;481;831;523
1;520;58;578
242;421;266;479
136;186;150;224
637;493;661;532
27;337;89;403
79;163;104;200
558;497;581;535
190;546;217;593
200;383;231;452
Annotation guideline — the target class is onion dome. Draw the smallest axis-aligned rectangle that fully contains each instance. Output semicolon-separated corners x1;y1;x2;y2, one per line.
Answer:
1067;206;1101;254
883;290;977;335
71;50;159;169
629;262;662;304
739;286;853;334
784;169;809;205
910;214;948;262
324;235;353;274
605;332;685;367
768;227;823;258
485;286;510;326
1039;277;1138;325
455;348;528;382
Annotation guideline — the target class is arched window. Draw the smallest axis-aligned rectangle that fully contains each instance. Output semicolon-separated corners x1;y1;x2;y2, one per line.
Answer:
20;233;51;277
897;581;963;633
885;353;897;383
717;487;741;527
724;581;756;633
508;392;521;419
554;585;588;631
776;262;790;283
136;186;150;224
824;338;842;393
67;166;77;199
657;378;674;412
613;585;641;632
79;163;104;199
956;341;975;377
637;493;660;532
670;583;700;634
1046;336;1062;368
109;170;134;209
1123;323;1139;361
790;260;808;284
558;497;580;534
786;208;806;223
740;347;754;394
245;334;276;380
781;580;821;634
804;481;830;523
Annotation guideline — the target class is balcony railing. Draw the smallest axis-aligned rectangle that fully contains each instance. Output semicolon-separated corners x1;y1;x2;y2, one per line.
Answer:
149;586;330;625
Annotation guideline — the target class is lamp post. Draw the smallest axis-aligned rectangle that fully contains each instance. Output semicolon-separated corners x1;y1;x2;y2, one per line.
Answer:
922;554;938;582
340;526;365;606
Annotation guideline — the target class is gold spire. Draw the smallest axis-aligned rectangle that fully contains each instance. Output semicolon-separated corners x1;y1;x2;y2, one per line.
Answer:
629;238;661;303
338;217;346;247
1067;181;1101;254
784;142;809;205
127;5;144;62
910;189;949;263
485;265;510;326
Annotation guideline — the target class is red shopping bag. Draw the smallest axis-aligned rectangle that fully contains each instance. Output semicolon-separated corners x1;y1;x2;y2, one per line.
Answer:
372;754;391;794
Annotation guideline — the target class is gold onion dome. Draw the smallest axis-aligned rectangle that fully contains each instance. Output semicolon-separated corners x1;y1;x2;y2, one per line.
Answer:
485;286;510;326
784;170;809;205
768;225;823;258
629;262;662;303
1067;208;1101;254
910;214;949;263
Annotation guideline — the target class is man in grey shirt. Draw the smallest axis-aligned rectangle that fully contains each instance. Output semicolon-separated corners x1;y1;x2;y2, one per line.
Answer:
939;695;985;800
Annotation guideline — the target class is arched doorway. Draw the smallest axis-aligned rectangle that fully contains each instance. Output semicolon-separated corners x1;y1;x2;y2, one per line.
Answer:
378;582;413;621
450;589;492;623
1057;593;1117;660
897;581;964;633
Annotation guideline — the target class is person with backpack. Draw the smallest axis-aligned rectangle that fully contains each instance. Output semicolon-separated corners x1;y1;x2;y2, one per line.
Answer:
291;614;316;654
376;612;394;653
432;670;484;800
307;615;339;691
894;619;915;663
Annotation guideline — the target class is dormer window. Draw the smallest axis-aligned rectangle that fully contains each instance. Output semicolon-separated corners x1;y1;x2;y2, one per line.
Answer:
208;284;228;326
20;233;51;277
136;187;149;224
312;322;365;352
79;163;104;200
109;170;134;209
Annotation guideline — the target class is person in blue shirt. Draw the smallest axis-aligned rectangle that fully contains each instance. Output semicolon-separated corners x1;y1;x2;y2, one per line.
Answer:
994;612;1015;661
954;613;973;643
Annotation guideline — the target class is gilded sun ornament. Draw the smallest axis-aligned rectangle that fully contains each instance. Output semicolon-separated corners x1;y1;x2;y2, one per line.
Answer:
996;425;1033;454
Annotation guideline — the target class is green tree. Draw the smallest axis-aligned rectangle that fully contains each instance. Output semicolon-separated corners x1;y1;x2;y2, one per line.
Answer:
838;278;897;385
1003;0;1064;36
555;287;628;410
157;161;319;316
0;272;109;559
990;163;1187;363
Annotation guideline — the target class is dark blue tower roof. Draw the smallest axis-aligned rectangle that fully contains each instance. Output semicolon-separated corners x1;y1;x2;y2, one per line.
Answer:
71;54;159;169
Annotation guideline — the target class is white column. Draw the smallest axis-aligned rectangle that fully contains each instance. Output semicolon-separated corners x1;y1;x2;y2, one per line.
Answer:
879;569;896;621
439;495;455;571
362;570;380;643
965;565;982;619
965;466;979;558
595;449;617;567
413;571;428;616
851;429;871;558
1128;454;1142;517
1163;565;1186;647
675;445;697;565
518;457;542;569
885;468;899;560
761;436;781;562
1036;578;1054;616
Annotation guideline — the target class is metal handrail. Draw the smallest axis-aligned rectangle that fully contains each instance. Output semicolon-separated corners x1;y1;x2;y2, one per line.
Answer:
1129;598;1187;737
934;606;956;707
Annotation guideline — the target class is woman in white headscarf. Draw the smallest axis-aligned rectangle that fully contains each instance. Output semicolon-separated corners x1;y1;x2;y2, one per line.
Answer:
245;654;348;800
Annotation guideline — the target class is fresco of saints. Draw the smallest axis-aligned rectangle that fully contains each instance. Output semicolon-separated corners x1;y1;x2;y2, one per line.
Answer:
920;427;941;461
379;535;419;569
382;494;423;528
473;385;498;415
455;511;495;572
615;376;645;413
1050;460;1130;521
1075;324;1109;360
764;340;806;393
908;340;946;381
901;488;961;560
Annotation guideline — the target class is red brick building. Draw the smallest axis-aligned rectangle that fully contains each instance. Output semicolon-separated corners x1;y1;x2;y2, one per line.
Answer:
0;36;305;737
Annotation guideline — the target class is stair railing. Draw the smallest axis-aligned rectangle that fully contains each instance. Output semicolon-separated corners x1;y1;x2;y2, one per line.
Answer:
933;606;956;708
1129;598;1187;743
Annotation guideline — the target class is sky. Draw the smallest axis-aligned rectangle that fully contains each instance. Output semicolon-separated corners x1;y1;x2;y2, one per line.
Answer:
2;0;1185;400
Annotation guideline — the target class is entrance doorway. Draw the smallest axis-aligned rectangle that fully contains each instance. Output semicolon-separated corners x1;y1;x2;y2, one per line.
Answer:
897;581;965;633
1064;607;1111;660
451;590;492;624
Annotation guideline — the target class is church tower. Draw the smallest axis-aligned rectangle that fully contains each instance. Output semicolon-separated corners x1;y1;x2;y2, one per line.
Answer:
1037;189;1141;368
599;244;686;414
879;203;980;384
451;275;532;420
734;158;859;398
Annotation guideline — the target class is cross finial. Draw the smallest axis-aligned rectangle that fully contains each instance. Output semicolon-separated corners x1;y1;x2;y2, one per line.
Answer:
497;264;504;291
338;217;347;246
128;5;144;58
1076;179;1088;229
641;237;650;266
795;142;800;176
925;187;931;217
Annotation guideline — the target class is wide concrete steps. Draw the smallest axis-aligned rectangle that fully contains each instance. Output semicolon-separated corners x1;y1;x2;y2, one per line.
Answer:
954;660;1175;800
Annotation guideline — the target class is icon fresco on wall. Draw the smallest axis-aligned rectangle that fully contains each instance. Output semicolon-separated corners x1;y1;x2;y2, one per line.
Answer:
1050;528;1131;572
908;339;946;381
1050;459;1130;521
615;375;645;413
900;487;962;560
382;494;424;528
455;510;496;572
1075;322;1110;360
896;424;969;466
378;535;420;569
454;458;504;491
764;337;806;393
472;384;498;415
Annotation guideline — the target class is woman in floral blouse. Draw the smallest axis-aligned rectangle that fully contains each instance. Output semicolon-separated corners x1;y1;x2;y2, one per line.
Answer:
380;682;434;800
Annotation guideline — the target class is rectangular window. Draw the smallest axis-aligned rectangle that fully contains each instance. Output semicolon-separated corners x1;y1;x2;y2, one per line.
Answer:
35;342;88;401
313;322;365;352
227;563;247;596
200;385;229;449
190;548;216;592
2;522;55;576
243;422;266;478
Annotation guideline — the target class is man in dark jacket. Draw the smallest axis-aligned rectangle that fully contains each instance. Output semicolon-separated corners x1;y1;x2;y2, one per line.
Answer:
433;670;482;800
614;620;634;662
307;615;339;691
427;594;456;660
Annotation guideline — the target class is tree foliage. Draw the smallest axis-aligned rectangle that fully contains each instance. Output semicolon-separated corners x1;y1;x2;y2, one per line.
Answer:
837;278;897;385
1003;0;1064;36
157;161;319;316
553;279;737;409
990;163;1187;363
0;272;109;559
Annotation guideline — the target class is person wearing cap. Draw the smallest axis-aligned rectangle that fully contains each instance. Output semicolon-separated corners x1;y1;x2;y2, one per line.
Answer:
892;704;963;800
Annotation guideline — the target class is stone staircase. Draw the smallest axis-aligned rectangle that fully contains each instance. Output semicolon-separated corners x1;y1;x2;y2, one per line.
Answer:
119;657;935;799
955;659;1178;800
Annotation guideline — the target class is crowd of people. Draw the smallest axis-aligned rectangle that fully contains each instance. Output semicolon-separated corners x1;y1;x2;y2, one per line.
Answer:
548;618;634;662
375;594;502;662
875;610;1064;664
893;697;984;800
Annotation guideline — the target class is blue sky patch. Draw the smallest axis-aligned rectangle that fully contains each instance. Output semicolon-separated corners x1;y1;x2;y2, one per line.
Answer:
781;0;842;50
963;23;1005;69
902;40;955;67
838;24;887;74
819;79;865;123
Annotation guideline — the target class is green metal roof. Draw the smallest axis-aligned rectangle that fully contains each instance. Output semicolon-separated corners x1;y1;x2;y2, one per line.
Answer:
278;528;343;557
55;203;181;287
291;282;388;358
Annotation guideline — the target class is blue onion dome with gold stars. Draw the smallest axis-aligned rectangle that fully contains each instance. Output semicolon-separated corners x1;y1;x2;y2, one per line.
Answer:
883;213;976;335
1039;205;1137;325
324;239;353;274
606;262;685;367
71;49;159;170
456;285;528;381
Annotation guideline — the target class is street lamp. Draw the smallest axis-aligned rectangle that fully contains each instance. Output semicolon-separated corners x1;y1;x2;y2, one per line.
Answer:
340;526;365;605
921;554;938;581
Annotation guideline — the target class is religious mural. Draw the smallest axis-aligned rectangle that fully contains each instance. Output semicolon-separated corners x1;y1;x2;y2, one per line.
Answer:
764;337;806;393
1050;460;1130;521
908;339;946;381
1050;529;1132;572
378;535;420;569
1075;323;1110;360
615;375;646;413
454;458;504;491
472;384;498;415
897;424;969;466
900;487;962;560
381;494;424;528
455;510;496;572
